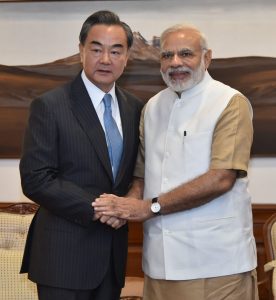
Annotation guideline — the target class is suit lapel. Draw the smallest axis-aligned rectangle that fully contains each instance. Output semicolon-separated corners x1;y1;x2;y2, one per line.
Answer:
114;87;135;186
69;74;113;180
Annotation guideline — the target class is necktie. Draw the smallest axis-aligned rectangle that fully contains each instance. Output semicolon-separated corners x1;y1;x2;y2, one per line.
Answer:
103;94;123;179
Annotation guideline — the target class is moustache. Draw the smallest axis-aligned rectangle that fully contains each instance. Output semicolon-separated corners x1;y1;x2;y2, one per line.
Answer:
167;67;192;76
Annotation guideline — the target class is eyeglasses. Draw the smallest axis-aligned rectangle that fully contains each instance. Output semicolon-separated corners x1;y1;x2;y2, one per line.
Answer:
160;48;207;61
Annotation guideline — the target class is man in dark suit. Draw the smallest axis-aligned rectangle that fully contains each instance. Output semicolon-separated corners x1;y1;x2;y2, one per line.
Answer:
19;10;143;300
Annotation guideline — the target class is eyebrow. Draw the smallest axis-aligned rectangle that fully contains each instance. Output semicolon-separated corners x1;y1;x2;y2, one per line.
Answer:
90;40;124;48
161;48;193;53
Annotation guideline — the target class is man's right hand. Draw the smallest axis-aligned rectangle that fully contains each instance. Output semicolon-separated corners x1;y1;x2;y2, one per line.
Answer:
93;212;126;229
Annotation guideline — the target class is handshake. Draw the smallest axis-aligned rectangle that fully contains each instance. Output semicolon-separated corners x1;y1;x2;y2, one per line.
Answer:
92;193;152;229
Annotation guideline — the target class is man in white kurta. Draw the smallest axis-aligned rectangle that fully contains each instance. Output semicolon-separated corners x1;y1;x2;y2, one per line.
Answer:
93;24;258;300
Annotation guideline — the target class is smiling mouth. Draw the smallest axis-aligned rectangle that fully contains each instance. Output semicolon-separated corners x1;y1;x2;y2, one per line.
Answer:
169;71;190;80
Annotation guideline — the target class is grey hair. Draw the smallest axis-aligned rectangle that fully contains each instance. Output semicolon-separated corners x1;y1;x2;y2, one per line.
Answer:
160;23;208;50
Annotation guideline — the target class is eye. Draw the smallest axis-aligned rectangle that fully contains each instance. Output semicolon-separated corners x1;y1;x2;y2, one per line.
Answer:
161;51;174;60
178;50;193;58
110;50;121;56
91;48;102;55
90;48;102;54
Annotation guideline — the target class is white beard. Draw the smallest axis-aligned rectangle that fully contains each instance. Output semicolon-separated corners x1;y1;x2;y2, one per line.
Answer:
160;55;206;93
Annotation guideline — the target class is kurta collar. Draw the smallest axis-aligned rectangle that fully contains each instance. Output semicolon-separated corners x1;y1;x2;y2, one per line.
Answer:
169;71;212;100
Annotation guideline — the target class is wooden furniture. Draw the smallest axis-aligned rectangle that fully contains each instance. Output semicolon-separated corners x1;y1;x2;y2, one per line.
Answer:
253;205;276;300
1;202;276;300
263;213;276;300
127;204;276;300
0;203;143;299
0;203;38;300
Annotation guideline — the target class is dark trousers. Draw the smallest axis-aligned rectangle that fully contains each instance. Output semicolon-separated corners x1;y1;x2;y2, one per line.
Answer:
37;257;122;300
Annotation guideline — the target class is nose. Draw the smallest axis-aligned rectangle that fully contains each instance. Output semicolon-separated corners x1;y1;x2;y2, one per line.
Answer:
100;50;111;64
171;53;183;67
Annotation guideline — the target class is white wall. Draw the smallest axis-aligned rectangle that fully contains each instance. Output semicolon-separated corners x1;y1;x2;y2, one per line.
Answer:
0;0;275;203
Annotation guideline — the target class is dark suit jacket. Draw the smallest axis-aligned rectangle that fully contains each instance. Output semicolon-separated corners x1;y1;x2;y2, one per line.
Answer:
19;73;143;290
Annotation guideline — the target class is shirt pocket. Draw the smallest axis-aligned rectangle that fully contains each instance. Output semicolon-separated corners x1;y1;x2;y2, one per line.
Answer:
182;131;212;179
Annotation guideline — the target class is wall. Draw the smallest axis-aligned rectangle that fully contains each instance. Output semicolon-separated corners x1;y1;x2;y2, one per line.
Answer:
0;0;276;203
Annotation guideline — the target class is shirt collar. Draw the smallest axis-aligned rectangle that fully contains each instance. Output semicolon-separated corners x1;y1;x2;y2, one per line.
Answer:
81;70;117;108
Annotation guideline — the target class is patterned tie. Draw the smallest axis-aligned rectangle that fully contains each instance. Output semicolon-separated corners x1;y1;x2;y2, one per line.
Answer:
103;94;123;179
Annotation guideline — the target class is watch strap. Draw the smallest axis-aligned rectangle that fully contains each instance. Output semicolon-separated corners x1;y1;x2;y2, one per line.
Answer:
152;197;158;203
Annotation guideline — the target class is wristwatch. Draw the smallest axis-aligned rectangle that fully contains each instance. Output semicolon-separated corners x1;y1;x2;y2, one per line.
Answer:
151;197;161;215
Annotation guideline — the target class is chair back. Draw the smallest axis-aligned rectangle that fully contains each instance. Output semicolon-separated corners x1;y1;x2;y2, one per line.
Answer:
0;202;39;300
263;213;276;300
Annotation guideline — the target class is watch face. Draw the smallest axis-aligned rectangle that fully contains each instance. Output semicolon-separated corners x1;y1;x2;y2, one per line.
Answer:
151;202;161;214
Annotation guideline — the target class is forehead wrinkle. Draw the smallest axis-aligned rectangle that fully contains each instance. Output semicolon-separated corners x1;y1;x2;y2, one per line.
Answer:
162;30;201;51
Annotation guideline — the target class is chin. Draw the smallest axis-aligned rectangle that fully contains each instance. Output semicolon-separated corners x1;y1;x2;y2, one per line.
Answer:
169;80;193;92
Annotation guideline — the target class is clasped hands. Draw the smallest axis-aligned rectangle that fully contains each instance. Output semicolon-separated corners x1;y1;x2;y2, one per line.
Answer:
92;194;151;229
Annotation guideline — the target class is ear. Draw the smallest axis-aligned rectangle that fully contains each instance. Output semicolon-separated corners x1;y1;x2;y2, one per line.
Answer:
124;50;130;68
79;43;84;63
204;49;212;69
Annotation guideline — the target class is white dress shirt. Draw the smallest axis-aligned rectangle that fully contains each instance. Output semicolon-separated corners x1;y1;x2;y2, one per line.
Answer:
81;70;123;137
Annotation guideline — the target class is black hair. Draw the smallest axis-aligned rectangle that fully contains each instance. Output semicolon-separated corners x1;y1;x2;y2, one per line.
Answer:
79;10;133;49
